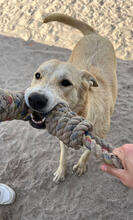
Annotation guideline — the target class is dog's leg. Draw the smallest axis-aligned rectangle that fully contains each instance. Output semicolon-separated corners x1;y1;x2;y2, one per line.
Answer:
53;141;68;182
73;149;91;176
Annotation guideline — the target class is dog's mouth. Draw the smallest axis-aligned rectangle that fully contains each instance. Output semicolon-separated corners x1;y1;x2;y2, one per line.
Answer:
28;100;67;129
29;111;47;129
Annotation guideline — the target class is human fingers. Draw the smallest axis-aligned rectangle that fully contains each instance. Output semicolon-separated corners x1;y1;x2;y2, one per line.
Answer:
113;144;133;170
113;144;133;157
101;163;133;188
100;164;127;181
112;147;127;169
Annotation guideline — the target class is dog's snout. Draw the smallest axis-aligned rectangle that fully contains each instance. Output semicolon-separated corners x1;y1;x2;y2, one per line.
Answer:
28;92;48;111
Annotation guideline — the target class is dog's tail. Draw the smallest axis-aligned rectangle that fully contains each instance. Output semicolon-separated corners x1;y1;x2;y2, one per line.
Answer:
43;13;95;35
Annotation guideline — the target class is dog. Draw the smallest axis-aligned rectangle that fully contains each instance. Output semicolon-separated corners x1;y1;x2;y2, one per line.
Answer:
25;13;117;182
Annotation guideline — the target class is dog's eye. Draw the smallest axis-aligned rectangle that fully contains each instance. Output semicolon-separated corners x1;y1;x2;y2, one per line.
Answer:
60;79;72;87
35;72;41;80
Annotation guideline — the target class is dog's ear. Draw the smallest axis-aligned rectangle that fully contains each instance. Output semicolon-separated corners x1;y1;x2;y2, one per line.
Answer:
81;70;98;87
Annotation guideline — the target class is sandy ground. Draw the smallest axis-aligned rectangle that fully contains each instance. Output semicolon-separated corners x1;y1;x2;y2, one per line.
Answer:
0;0;133;220
0;0;132;60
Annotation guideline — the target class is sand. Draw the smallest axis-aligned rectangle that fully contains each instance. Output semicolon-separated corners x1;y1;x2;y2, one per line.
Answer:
0;0;133;60
0;0;133;219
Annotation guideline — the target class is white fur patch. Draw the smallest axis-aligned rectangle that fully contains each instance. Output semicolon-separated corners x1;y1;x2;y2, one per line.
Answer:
25;86;64;113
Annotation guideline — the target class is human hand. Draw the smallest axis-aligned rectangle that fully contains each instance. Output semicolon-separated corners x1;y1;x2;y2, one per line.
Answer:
100;144;133;189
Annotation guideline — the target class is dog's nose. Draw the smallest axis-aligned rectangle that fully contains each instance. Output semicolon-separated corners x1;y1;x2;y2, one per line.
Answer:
28;92;48;111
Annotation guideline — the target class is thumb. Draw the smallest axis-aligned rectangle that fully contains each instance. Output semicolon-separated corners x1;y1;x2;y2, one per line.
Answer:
100;164;127;180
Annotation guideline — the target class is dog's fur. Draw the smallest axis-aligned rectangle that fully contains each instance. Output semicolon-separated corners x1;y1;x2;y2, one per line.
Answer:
25;13;117;182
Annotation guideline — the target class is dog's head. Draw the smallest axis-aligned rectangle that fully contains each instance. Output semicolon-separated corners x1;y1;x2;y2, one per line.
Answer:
25;59;98;129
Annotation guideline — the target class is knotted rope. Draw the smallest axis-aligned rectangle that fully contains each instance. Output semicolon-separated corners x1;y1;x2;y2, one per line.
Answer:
0;89;123;169
0;89;31;121
45;103;123;168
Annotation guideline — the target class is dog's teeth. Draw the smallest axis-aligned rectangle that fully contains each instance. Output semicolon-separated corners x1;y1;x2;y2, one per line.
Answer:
31;113;46;125
31;117;43;124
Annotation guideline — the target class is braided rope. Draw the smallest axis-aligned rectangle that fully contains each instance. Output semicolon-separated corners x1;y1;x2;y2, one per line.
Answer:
0;89;123;169
45;103;123;169
0;89;31;121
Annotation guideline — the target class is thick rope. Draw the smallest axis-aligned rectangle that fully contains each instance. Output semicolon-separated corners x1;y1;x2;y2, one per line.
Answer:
0;89;123;169
45;103;123;169
0;89;31;121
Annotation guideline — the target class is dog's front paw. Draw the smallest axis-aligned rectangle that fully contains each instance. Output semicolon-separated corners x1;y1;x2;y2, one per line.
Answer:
53;166;66;183
73;161;88;176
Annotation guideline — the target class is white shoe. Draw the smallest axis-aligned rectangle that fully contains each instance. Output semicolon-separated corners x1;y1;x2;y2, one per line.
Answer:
0;183;16;205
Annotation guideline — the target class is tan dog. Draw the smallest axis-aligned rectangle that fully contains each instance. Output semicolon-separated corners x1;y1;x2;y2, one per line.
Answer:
25;13;117;182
